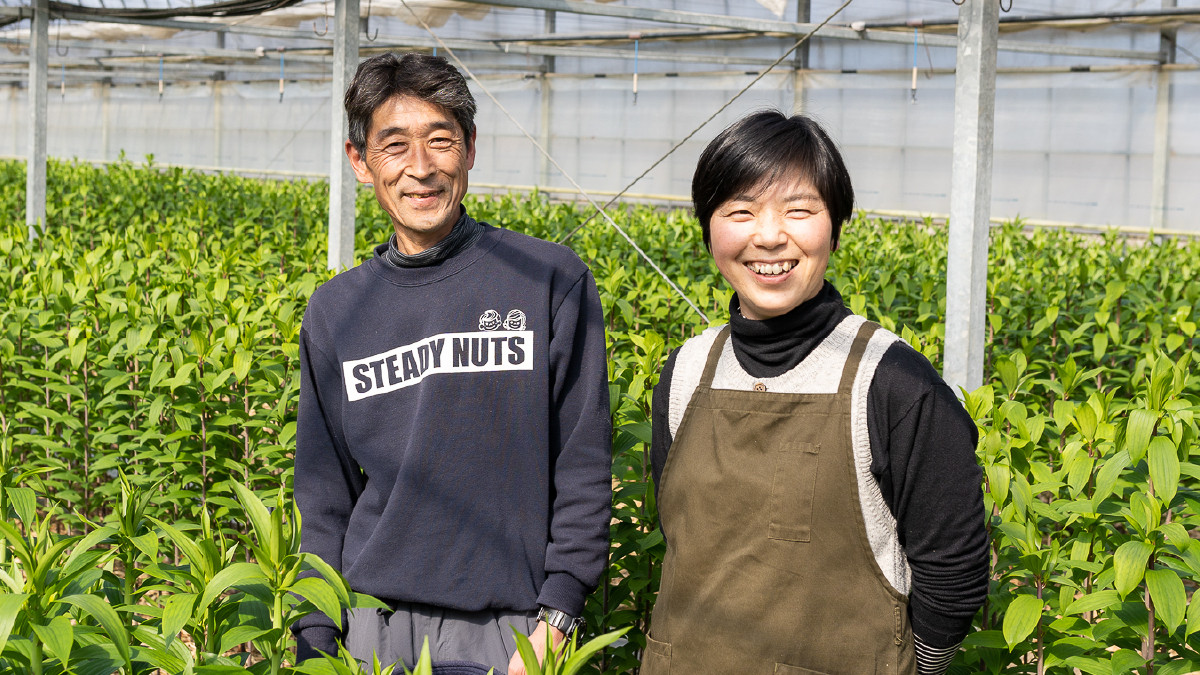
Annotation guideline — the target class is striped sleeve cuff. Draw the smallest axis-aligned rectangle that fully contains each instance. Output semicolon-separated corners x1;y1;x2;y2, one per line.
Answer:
915;635;960;675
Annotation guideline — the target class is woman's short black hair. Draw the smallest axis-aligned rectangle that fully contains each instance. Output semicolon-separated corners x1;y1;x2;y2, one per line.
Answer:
345;52;477;156
692;110;854;250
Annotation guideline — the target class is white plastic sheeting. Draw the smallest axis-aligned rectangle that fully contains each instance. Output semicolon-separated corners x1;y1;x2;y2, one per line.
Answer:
2;0;1198;232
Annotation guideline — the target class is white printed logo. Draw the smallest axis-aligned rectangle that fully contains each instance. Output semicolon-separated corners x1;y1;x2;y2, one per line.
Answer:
343;330;534;402
503;309;526;331
479;310;503;331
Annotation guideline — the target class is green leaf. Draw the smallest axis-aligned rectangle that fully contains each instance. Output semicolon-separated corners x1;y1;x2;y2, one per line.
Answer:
4;487;36;526
290;577;344;632
230;482;276;564
31;615;74;666
1145;568;1186;634
0;593;29;655
1158;660;1200;675
161;591;196;649
1065;590;1119;615
1147;436;1180;504
961;630;1007;648
1002;594;1043;649
233;348;253;382
1113;540;1154;598
1187;588;1200;637
199;562;267;611
512;628;543;675
1124;408;1158;462
60;593;132;667
1092;450;1129;507
561;628;629;675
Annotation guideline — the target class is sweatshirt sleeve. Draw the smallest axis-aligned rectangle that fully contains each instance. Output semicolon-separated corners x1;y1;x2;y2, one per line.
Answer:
536;269;613;617
292;313;366;655
867;344;990;669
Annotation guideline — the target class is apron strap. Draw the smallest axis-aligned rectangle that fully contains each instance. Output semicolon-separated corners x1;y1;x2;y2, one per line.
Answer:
697;325;731;390
837;321;880;396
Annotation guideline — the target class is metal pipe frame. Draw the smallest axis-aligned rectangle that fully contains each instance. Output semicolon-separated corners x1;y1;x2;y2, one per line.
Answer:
943;0;999;394
27;0;48;240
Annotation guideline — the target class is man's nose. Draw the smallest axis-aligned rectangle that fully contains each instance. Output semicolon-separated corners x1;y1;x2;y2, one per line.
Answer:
407;144;434;179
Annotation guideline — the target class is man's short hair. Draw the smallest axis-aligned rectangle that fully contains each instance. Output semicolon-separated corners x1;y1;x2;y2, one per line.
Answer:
345;52;477;156
692;110;854;250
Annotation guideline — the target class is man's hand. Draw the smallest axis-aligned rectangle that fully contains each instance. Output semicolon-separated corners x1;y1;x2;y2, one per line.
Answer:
507;620;566;675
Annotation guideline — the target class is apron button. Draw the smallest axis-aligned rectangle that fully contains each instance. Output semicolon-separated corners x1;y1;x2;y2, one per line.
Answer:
753;382;767;392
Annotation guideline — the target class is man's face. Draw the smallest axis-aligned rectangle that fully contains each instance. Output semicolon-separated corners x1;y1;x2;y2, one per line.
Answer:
346;95;476;254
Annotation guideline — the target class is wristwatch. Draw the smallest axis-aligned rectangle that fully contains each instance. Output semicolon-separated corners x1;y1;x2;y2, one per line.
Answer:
537;606;583;637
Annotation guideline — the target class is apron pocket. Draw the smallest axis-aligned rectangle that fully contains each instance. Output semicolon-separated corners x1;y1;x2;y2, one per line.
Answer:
641;634;672;675
775;664;830;675
767;443;820;542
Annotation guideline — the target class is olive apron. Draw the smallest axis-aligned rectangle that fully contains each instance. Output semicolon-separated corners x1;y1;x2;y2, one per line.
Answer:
642;323;915;675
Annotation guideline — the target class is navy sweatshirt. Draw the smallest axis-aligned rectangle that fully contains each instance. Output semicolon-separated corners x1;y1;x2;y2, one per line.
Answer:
294;218;612;656
651;283;989;669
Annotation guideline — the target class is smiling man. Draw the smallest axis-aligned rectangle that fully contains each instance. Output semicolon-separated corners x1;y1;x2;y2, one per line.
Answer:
292;53;611;675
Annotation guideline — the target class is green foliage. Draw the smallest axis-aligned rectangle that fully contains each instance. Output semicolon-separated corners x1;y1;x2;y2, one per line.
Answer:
3;159;1200;674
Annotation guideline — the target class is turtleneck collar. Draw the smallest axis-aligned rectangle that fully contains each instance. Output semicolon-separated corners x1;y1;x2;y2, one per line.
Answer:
383;208;483;268
728;280;852;379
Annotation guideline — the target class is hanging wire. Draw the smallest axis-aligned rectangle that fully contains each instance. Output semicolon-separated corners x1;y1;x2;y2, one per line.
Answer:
556;0;855;246
55;20;69;56
364;0;379;42
399;0;714;323
1000;0;1013;12
399;0;855;324
313;0;329;37
921;24;936;78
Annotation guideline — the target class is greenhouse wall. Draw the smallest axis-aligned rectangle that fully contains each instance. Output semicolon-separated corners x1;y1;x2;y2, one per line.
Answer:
2;0;1197;233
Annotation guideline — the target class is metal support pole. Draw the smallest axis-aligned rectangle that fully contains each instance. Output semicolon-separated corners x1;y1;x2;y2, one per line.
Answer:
791;0;810;114
27;0;48;241
1150;0;1176;231
327;0;360;271
943;0;998;393
538;9;554;186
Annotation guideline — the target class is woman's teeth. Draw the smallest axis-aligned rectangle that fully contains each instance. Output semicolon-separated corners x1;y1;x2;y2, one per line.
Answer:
749;261;795;276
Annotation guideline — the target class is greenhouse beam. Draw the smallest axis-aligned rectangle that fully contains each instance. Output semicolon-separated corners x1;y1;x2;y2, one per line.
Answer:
944;0;998;395
26;0;47;242
328;0;359;272
451;0;1161;62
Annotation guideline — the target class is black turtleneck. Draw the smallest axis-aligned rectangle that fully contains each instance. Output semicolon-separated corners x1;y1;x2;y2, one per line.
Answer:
650;281;988;655
727;281;852;378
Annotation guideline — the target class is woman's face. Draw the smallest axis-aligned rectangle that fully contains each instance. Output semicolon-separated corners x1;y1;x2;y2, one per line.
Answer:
708;176;833;321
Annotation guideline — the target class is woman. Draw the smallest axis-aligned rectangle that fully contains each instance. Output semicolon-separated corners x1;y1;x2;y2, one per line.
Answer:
642;111;989;675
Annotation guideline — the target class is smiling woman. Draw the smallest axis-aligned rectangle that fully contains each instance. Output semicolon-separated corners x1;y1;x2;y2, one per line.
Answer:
644;110;990;675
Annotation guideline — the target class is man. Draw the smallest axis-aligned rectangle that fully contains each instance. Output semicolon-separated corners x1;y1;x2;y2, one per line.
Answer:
293;53;612;675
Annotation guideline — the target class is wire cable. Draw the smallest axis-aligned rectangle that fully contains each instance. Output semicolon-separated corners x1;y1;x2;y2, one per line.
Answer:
399;0;853;324
556;0;854;246
400;0;718;323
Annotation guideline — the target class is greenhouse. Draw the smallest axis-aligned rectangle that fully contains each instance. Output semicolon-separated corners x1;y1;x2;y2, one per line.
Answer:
1;1;1199;674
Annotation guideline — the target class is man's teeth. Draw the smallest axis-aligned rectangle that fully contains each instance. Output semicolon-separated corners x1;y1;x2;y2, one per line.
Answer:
749;261;795;276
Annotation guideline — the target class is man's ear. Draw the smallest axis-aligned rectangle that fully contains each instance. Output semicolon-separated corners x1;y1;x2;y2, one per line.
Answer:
465;128;477;170
345;140;374;185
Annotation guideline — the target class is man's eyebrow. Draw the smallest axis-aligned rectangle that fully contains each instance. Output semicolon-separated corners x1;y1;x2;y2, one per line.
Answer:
372;120;460;142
